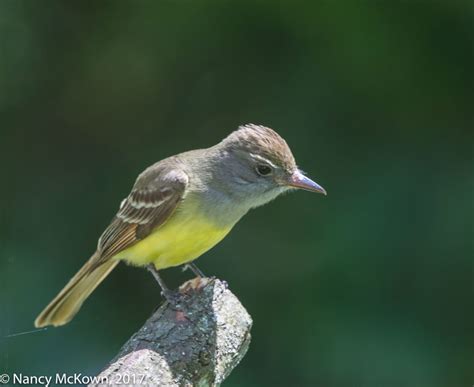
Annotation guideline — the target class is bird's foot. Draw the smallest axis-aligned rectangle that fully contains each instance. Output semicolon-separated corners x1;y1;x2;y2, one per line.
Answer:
147;264;182;307
161;288;182;306
183;262;206;278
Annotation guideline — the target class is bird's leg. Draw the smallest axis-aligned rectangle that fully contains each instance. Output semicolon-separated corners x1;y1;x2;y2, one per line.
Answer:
184;262;206;278
146;264;181;305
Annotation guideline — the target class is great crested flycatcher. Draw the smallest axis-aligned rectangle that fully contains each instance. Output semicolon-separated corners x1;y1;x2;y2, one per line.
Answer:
35;124;326;327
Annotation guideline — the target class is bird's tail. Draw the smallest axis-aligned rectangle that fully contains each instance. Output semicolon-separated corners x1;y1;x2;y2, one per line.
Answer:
34;253;119;328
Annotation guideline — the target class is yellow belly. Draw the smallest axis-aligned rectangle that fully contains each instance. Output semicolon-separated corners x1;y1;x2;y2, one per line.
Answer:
113;206;232;270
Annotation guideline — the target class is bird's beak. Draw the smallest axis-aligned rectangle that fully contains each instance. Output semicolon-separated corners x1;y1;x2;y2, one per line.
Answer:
287;170;327;195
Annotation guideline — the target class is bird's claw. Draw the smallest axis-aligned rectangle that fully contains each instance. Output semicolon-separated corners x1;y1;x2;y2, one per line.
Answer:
161;289;182;306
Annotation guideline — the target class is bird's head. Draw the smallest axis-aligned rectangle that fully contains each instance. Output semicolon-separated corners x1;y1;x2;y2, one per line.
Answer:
217;124;326;208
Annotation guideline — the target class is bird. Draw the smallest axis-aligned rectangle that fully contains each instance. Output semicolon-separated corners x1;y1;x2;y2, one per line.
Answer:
34;124;326;327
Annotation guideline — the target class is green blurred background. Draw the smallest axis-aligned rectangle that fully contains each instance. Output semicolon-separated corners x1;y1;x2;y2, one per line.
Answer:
1;1;472;386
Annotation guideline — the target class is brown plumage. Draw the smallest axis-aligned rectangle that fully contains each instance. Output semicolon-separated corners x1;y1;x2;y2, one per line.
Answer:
35;164;187;327
223;124;297;172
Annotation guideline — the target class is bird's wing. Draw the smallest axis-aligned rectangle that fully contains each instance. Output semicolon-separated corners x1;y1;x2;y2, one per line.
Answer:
92;163;188;269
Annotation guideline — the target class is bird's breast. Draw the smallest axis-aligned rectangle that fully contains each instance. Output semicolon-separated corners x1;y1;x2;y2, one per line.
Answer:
114;197;234;269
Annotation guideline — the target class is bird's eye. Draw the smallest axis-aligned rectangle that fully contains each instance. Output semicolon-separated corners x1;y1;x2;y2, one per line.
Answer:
256;164;273;176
